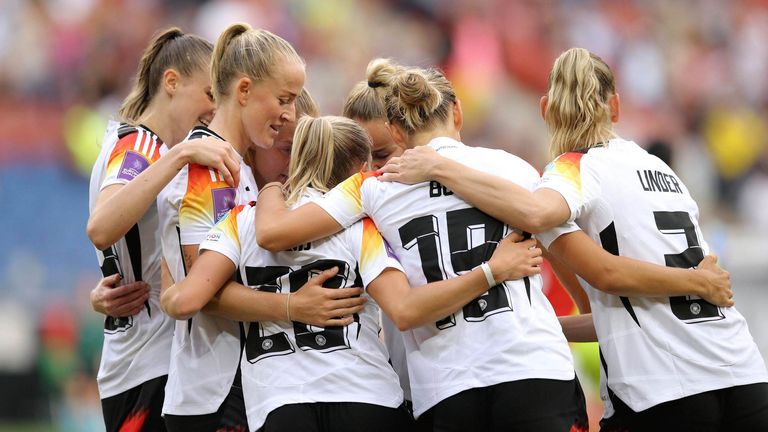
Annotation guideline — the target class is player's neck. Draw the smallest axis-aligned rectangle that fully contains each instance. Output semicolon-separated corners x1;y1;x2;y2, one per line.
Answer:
409;126;460;148
138;112;173;146
207;104;247;156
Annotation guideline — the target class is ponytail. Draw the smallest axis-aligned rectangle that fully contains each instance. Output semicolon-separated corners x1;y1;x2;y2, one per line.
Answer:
342;58;401;121
545;47;616;157
212;23;303;101
211;23;251;101
119;27;212;123
384;66;455;135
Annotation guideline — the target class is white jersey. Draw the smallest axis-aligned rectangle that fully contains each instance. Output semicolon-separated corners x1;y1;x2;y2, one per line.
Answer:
157;125;258;415
88;121;174;398
536;138;768;413
314;137;575;417
381;314;412;401
200;191;404;431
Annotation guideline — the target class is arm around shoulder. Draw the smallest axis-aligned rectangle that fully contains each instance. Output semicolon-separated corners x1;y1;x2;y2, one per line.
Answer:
255;184;343;252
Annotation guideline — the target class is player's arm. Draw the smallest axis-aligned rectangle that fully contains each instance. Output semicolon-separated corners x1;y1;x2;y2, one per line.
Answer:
87;139;240;249
368;233;542;331
378;146;569;233
255;182;344;252
558;314;597;343
202;267;366;327
548;230;734;306
541;244;596;342
161;249;234;320
542;244;591;314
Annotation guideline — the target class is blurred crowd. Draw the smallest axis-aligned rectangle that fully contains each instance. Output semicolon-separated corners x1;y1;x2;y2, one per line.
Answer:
0;0;767;430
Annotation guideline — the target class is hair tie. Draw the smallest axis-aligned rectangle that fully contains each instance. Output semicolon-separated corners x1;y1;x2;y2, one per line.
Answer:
368;81;384;88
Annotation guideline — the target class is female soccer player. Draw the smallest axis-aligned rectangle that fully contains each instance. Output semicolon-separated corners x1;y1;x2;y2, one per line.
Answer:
378;48;768;431
155;23;361;432
341;60;599;426
256;64;589;432
163;115;543;431
86;27;230;432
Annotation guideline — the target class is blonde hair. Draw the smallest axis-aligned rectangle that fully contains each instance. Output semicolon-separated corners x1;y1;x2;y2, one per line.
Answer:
342;58;401;121
211;23;303;101
384;66;456;135
545;47;616;157
295;87;320;118
119;27;212;122
285;116;371;205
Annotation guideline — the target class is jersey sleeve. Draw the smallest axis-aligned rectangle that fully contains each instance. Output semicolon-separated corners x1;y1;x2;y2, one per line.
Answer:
350;218;404;288
536;221;581;249
101;129;162;190
312;171;378;228
199;204;248;267
179;163;237;245
536;152;599;222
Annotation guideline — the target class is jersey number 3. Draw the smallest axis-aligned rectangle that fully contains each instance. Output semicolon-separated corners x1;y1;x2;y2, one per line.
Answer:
654;211;723;323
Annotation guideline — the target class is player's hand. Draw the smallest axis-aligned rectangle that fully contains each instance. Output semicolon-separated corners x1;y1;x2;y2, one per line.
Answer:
695;255;734;307
90;274;150;317
290;267;367;327
177;137;240;188
486;232;542;283
378;146;441;184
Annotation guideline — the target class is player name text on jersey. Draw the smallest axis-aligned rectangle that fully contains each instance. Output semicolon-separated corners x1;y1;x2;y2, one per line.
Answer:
636;169;683;194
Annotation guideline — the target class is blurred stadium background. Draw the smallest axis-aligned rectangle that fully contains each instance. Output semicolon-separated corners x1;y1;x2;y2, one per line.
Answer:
0;0;766;430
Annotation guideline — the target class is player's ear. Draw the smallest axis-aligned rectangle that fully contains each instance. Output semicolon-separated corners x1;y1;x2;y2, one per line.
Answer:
539;96;548;120
609;93;620;123
163;69;180;96
386;122;408;148
452;99;463;133
237;77;252;107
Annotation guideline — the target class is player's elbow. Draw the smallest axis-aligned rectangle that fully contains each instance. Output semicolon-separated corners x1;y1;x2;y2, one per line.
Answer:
161;288;201;320
523;205;563;234
87;218;113;250
521;215;550;234
387;307;420;332
589;265;626;295
256;228;289;252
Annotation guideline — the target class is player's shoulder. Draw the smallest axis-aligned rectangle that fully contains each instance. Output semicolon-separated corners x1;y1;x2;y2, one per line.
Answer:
231;201;256;219
186;125;223;141
464;144;540;183
113;123;163;161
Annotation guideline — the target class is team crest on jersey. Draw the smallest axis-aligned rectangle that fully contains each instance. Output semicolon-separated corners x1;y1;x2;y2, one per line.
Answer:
104;315;133;334
118;151;150;181
212;187;236;223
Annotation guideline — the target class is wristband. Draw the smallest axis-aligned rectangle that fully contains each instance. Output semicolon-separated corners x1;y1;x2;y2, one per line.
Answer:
480;262;496;288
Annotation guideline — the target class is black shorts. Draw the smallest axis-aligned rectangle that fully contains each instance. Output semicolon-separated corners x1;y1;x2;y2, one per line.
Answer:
258;401;414;432
101;374;167;432
600;382;768;432
420;377;588;432
164;374;248;432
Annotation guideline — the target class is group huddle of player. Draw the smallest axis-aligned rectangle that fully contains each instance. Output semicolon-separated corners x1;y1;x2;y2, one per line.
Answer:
86;22;767;432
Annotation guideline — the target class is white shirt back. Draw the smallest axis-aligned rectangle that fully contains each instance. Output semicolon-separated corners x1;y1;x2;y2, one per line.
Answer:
157;126;258;415
200;191;404;431
537;138;768;412
88;121;173;398
314;137;575;417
